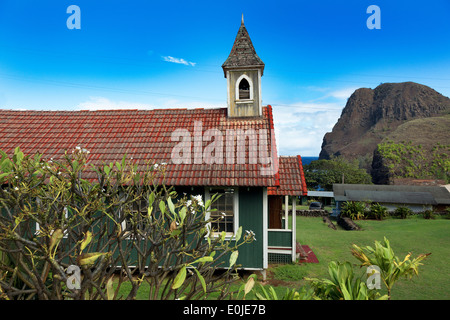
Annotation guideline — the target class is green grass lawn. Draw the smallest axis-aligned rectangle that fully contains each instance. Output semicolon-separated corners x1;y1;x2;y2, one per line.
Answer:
116;215;449;300
286;215;450;300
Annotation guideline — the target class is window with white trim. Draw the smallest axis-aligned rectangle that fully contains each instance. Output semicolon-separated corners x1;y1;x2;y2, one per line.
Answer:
205;188;238;237
236;75;253;101
238;78;250;99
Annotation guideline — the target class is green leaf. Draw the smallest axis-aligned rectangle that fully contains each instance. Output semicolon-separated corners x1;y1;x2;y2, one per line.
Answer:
167;197;175;215
269;286;278;300
148;192;155;207
13;147;24;164
179;207;187;223
193;256;213;264
0;172;11;181
193;268;207;293
172;266;186;290
104;165;110;175
77;252;107;266
235;226;242;242
244;275;255;298
80;231;93;252
159;200;166;215
49;229;64;254
121;154;126;170
229;250;239;267
0;156;12;172
106;276;114;300
205;199;212;210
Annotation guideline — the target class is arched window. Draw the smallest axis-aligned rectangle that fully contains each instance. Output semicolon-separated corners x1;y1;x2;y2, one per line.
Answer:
238;78;250;100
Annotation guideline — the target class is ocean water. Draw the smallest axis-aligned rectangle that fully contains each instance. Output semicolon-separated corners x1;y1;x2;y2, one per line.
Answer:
300;156;319;165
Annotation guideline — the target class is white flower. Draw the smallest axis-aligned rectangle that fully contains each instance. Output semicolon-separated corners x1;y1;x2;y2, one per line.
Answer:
14;187;19;191
245;230;256;241
192;195;204;207
14;176;18;179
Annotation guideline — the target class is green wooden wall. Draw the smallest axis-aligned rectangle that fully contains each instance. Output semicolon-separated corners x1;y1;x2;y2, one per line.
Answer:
236;187;264;269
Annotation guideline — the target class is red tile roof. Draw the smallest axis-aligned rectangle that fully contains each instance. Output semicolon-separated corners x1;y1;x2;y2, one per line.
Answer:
268;156;308;196
0;106;281;187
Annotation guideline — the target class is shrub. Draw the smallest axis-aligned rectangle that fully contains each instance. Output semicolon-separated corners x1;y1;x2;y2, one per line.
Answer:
241;237;430;301
0;147;254;300
394;206;413;219
352;237;431;300
422;209;435;219
341;201;366;220
367;203;388;220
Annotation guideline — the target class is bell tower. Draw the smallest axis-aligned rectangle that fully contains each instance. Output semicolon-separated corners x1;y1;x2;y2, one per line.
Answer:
222;15;265;118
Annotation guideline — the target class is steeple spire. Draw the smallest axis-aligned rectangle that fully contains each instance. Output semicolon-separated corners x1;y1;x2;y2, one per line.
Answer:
221;16;265;77
222;16;265;118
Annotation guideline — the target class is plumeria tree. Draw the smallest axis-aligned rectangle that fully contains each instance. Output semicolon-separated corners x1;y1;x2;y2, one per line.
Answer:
0;147;254;300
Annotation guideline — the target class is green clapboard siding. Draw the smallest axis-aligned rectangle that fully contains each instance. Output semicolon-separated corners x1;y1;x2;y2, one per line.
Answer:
236;187;264;269
268;230;292;247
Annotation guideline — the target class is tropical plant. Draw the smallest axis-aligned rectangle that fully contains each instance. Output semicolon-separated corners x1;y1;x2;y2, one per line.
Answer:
238;274;316;300
305;261;387;300
394;206;413;219
421;209;435;220
351;237;431;299
255;284;316;300
0;147;254;300
239;237;429;301
341;201;366;220
367;203;388;220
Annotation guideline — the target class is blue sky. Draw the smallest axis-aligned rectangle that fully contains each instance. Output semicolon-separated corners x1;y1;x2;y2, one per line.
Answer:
0;0;449;156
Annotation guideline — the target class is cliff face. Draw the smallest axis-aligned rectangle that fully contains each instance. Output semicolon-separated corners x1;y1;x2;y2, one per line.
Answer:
319;82;450;172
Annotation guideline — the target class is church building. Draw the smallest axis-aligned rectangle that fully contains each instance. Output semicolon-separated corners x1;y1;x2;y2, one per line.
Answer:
0;17;307;271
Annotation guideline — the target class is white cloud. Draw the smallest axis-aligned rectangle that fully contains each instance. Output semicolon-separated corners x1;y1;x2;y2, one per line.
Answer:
272;102;344;156
161;55;196;67
329;87;358;100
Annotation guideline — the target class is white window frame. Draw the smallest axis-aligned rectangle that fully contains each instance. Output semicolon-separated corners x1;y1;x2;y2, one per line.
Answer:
204;187;239;240
235;74;253;102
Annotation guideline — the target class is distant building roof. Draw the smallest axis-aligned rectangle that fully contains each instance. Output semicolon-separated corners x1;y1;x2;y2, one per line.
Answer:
333;184;450;205
344;190;436;205
308;191;334;198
